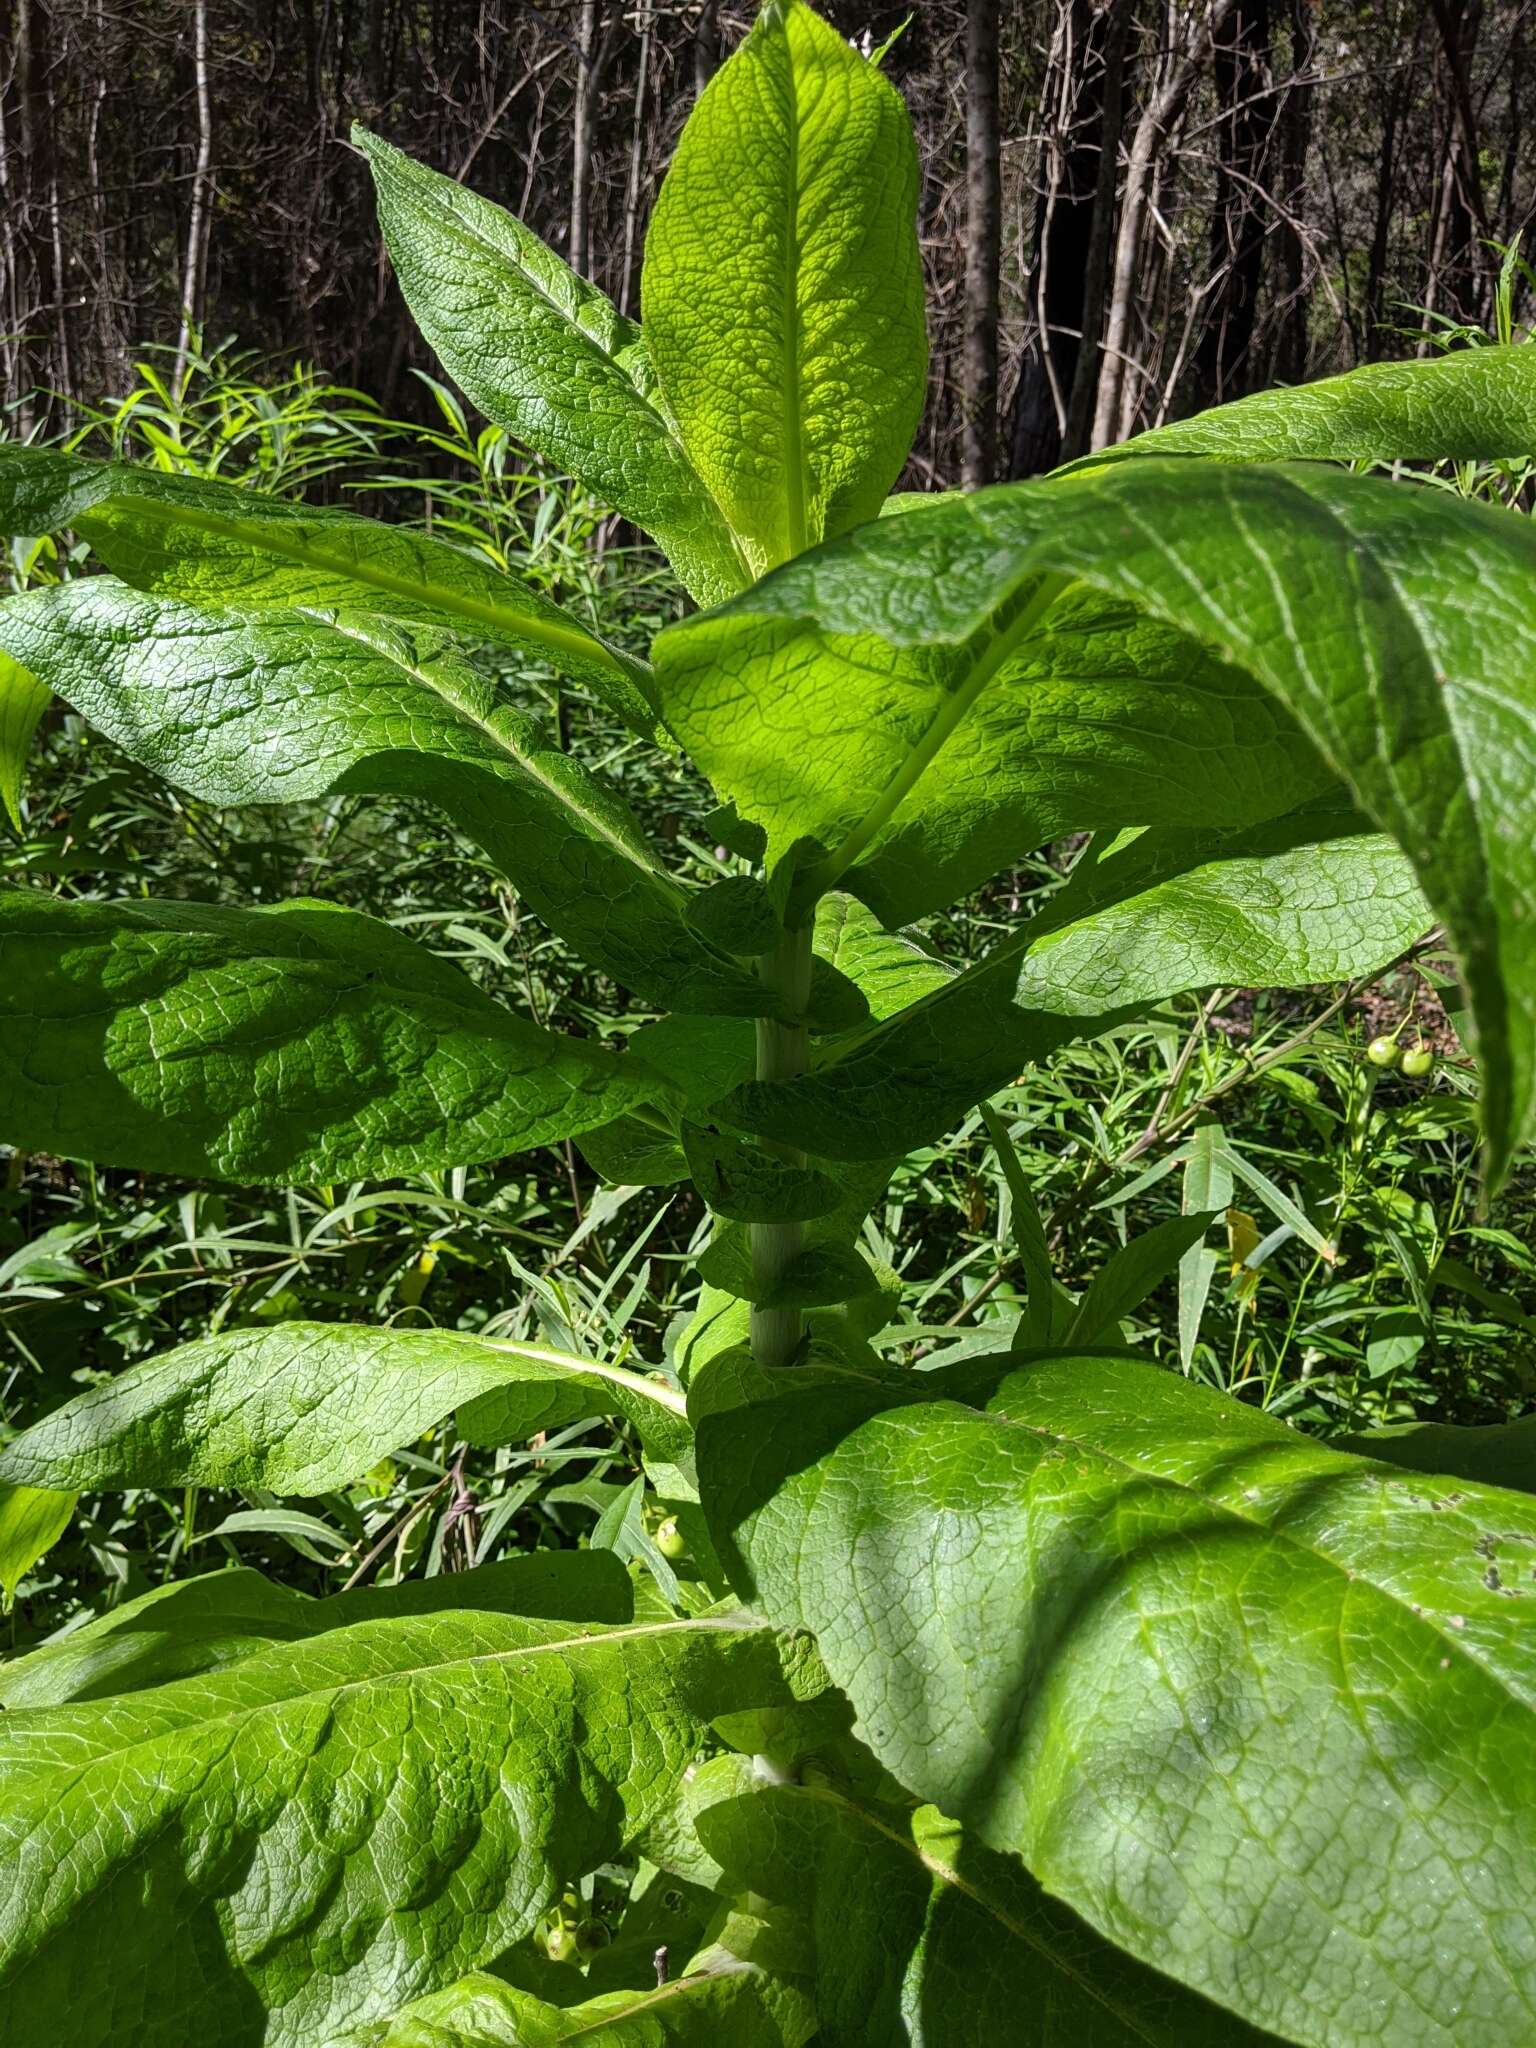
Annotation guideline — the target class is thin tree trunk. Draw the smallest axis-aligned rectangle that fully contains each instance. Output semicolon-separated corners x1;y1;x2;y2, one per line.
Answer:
1424;0;1490;328
1093;0;1235;449
1009;0;1106;478
1062;0;1135;462
962;0;1002;487
569;0;606;279
693;0;719;98
174;0;214;385
1269;0;1314;385
618;4;652;316
1191;0;1272;410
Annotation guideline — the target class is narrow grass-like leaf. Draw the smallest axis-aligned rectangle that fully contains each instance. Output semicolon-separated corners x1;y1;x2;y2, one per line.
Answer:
690;1776;1277;2046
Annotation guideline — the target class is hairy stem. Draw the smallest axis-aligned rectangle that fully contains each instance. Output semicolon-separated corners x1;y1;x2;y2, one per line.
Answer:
750;921;814;1368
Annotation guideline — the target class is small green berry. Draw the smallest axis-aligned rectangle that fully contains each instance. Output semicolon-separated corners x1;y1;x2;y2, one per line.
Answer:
1366;1035;1402;1069
654;1516;689;1562
545;1921;578;1964
1401;1045;1436;1079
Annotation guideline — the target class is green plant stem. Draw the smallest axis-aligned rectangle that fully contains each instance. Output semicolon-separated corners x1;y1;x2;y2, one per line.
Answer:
750;921;815;1367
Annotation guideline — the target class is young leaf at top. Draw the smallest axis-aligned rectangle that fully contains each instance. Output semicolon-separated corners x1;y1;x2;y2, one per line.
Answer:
0;443;661;738
0;890;668;1183
0;1610;801;2047
0;578;767;1016
356;129;746;607
643;0;926;574
697;1352;1536;2047
0;1322;693;1498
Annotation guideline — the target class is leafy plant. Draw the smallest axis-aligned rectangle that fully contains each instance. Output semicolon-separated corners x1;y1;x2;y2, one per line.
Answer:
3;3;1536;2040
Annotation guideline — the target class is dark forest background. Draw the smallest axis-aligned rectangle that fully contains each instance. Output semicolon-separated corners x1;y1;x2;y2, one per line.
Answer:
2;0;1532;479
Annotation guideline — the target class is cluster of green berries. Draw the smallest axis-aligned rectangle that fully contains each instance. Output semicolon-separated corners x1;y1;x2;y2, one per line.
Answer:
543;1889;611;1963
1366;1033;1435;1077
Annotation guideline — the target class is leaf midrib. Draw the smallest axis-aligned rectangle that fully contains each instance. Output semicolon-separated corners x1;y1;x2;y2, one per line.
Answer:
5;1613;760;1770
312;610;675;888
777;17;809;564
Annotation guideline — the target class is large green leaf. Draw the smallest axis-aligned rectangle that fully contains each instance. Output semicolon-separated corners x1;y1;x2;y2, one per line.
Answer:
688;1772;1277;2045
339;1958;813;2046
0;578;764;1014
0;1609;799;2046
0;1552;635;1709
356;129;744;607
0;648;48;831
0;1321;692;1497
0;1482;74;1611
659;460;1536;1177
721;816;1429;1160
0;890;665;1181
0;443;659;735
658;577;1333;927
643;0;925;576
1092;343;1536;466
810;892;952;1021
697;1352;1536;2046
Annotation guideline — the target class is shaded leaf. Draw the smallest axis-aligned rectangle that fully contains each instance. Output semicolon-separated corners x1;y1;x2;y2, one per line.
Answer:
1336;1415;1536;1497
0;891;665;1182
699;1351;1536;2046
691;1776;1278;2045
0;1609;798;2046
